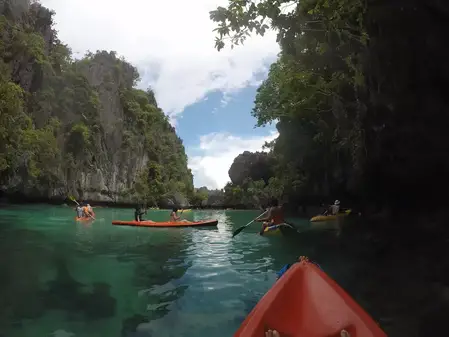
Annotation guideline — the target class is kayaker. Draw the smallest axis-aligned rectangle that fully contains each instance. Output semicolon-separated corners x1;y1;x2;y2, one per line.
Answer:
329;200;340;215
83;204;94;218
76;205;83;218
134;204;146;222
87;204;95;216
170;207;188;222
256;198;285;235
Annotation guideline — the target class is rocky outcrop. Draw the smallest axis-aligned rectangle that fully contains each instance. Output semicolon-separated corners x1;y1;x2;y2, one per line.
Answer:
68;52;149;202
228;151;275;186
0;1;193;204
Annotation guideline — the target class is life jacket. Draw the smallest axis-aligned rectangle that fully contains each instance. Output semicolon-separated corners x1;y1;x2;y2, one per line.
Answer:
270;206;285;225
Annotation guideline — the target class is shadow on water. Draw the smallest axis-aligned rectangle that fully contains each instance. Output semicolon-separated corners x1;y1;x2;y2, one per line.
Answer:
118;232;193;337
0;224;52;333
0;206;194;337
44;255;117;321
268;214;449;337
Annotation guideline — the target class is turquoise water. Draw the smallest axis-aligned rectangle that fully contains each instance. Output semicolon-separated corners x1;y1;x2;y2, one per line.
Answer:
0;205;321;337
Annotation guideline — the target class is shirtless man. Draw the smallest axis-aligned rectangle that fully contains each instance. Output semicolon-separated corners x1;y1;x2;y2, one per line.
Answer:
256;198;285;235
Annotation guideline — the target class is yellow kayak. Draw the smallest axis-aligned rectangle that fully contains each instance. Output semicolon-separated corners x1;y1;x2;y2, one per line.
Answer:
262;223;295;236
263;226;282;236
181;209;192;212
310;209;352;222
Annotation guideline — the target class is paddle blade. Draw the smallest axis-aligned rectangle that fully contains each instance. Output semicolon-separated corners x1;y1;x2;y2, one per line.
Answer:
232;226;246;238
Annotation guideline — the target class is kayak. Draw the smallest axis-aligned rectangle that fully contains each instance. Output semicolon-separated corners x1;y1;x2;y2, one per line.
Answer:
310;209;352;222
75;216;93;222
181;209;192;212
262;223;297;236
262;225;282;236
235;259;386;337
111;219;218;228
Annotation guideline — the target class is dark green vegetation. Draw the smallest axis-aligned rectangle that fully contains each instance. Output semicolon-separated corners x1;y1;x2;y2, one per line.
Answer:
223;151;283;208
0;0;193;206
211;0;449;214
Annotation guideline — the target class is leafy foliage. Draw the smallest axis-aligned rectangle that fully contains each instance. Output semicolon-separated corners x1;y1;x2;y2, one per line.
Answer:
223;176;285;208
189;188;209;206
211;0;449;210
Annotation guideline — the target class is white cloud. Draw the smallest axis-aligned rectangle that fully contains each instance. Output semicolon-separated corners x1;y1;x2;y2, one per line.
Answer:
40;0;280;121
188;131;279;189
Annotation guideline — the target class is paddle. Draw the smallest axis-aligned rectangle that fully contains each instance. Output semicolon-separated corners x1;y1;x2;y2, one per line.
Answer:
68;195;80;206
178;208;185;221
232;209;268;238
68;196;95;220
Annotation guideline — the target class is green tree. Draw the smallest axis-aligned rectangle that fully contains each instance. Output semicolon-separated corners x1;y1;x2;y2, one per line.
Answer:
210;0;368;203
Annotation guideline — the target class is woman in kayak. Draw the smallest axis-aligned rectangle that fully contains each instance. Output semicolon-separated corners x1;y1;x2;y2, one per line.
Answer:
170;207;188;222
256;198;285;235
83;204;95;218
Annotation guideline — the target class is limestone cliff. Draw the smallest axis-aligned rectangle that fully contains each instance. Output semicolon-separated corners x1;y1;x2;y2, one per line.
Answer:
0;0;193;204
228;151;274;186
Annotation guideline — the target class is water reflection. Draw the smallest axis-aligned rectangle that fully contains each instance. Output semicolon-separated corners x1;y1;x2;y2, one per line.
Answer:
0;206;367;337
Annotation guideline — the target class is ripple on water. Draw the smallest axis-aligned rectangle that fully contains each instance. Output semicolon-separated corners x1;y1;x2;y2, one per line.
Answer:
0;207;301;337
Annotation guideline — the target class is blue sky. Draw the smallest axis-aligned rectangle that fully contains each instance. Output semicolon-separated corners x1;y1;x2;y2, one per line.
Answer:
177;87;274;148
40;0;280;189
177;88;278;188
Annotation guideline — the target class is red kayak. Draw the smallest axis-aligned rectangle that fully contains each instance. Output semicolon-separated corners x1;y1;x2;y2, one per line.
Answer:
235;258;386;337
111;219;218;228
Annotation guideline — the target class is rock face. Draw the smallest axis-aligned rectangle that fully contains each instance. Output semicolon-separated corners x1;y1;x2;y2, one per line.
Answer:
69;52;150;202
0;1;193;203
228;151;275;186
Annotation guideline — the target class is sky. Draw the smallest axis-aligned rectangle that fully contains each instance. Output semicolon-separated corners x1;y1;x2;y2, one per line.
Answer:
40;0;280;189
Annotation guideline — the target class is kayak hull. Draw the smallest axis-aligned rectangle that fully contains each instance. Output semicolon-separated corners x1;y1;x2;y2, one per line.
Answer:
111;219;218;228
235;260;386;337
262;225;283;236
310;209;351;222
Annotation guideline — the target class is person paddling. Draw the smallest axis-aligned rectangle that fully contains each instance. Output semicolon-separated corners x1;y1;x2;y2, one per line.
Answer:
83;203;95;218
323;200;340;216
134;204;146;222
170;207;188;222
256;198;285;235
76;205;83;218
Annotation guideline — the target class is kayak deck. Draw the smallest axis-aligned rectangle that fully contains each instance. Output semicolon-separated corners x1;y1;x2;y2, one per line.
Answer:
235;260;386;337
262;224;284;236
310;209;352;222
111;219;218;228
263;224;297;236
